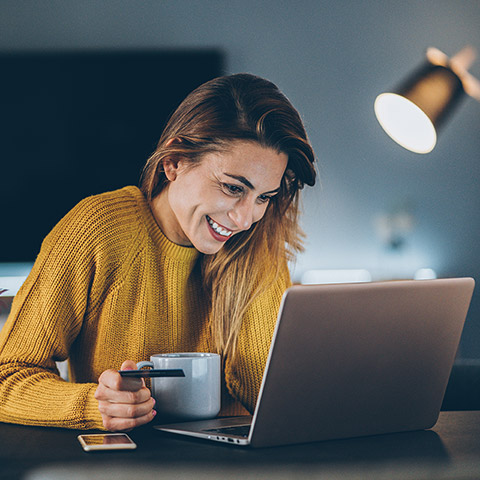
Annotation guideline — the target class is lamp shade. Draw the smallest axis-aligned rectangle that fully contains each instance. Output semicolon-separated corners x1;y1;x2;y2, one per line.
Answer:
375;63;464;154
374;46;479;154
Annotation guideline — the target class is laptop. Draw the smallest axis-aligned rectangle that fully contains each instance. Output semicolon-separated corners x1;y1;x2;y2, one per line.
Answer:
156;277;475;447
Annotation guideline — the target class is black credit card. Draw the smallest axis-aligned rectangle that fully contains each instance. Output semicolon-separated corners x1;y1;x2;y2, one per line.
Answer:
119;369;185;378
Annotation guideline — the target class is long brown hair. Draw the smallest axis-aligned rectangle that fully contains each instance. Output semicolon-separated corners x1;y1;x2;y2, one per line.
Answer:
141;73;316;359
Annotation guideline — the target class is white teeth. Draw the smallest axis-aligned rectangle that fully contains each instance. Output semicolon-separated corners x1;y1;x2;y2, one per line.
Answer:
207;216;232;237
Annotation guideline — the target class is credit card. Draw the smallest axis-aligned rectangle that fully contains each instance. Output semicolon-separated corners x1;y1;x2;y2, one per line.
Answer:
119;369;185;378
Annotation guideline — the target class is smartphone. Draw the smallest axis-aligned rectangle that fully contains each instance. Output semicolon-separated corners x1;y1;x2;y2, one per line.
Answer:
78;433;137;451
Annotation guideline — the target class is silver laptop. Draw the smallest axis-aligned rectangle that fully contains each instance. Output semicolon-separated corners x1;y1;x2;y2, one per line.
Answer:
156;278;475;447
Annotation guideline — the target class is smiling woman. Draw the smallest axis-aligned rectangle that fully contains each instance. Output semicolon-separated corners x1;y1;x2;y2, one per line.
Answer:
0;73;316;432
142;74;316;360
149;141;288;254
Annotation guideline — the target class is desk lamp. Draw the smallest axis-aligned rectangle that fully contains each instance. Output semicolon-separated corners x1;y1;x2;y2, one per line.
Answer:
374;46;480;154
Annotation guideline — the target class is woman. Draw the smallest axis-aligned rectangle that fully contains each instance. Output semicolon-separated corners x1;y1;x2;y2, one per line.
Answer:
0;73;316;431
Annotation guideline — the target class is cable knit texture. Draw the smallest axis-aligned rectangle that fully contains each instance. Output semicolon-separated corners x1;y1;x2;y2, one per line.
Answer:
0;186;290;429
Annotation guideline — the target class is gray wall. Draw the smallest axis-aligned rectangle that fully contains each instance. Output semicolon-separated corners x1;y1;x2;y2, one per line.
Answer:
1;0;480;356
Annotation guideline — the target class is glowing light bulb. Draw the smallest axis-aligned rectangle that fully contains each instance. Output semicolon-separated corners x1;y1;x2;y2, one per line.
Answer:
374;93;437;154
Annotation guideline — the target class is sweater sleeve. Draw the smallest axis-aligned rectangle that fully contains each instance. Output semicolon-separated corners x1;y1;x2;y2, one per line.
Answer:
0;195;114;430
224;260;292;413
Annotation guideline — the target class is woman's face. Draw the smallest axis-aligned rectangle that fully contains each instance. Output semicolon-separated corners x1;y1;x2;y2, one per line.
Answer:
151;140;288;255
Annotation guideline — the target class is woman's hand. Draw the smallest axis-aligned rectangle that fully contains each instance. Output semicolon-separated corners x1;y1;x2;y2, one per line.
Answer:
95;360;156;431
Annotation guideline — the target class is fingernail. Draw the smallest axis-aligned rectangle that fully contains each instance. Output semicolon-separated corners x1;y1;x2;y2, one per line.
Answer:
152;410;157;416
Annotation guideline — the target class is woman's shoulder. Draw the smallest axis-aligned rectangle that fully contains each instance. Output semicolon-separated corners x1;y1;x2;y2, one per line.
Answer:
64;185;145;225
43;186;149;255
73;185;145;218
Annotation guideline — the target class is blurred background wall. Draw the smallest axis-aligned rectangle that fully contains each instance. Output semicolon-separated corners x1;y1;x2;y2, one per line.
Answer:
0;0;479;357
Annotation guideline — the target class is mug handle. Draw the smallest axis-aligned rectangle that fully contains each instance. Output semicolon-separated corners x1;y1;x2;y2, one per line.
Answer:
136;361;154;370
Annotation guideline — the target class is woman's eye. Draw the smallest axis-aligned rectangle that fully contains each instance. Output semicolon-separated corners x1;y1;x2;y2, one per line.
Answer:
257;194;273;204
223;184;243;195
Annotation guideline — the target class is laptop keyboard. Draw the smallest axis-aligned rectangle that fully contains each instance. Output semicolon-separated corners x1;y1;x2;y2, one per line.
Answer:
203;425;251;438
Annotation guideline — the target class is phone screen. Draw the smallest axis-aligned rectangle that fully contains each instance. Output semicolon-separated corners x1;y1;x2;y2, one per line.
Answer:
78;433;137;451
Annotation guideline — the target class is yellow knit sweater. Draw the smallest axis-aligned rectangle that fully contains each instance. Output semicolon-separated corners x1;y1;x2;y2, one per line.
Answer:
0;186;290;430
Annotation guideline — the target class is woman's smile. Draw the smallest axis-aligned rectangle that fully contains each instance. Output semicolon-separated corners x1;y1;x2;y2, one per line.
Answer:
206;215;233;242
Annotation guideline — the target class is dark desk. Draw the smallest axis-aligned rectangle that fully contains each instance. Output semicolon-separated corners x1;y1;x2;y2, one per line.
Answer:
2;411;480;480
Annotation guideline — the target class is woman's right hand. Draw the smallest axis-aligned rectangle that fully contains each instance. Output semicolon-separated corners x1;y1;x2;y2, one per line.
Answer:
94;360;157;431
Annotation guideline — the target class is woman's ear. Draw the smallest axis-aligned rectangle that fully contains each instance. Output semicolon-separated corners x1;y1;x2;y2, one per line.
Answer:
163;137;183;181
163;157;179;181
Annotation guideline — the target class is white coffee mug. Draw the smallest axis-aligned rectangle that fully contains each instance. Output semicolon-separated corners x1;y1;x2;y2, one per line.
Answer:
137;352;221;422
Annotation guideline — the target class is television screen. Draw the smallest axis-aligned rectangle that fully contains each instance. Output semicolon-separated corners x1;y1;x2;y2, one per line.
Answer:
0;50;223;262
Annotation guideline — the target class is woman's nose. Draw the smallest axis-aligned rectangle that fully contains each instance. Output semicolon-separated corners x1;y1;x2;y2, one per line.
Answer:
228;198;256;231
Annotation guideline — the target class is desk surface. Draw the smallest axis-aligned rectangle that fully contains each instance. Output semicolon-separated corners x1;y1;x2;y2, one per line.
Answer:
2;411;480;480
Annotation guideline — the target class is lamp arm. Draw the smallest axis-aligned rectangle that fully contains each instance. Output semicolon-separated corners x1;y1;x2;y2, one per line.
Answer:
460;71;480;102
427;45;480;102
450;45;476;71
